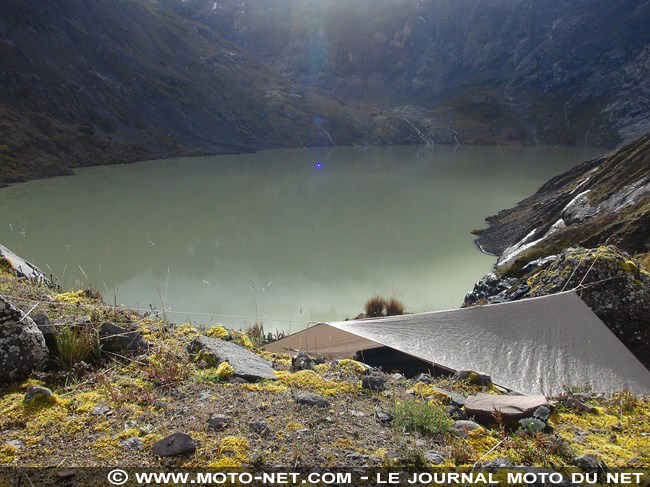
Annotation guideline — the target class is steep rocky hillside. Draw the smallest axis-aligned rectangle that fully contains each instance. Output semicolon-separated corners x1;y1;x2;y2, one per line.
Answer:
465;133;650;367
165;0;650;147
0;0;415;185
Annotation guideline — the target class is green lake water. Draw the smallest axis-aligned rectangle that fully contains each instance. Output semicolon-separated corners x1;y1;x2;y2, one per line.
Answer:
0;145;601;334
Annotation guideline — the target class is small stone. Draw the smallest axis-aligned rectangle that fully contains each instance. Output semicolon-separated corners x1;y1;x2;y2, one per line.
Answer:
375;406;392;424
229;377;248;384
294;392;330;408
292;351;315;371
99;322;149;354
6;439;24;449
361;376;386;392
481;457;515;470
24;386;52;402
445;405;467;420
197;391;212;401
120;437;144;451
414;373;433;384
56;471;76;480
153;401;168;410
566;397;596;413
454;420;482;433
433;387;466;407
348;409;365;417
91;404;111;416
249;421;272;436
573;453;606;472
453;370;492;386
152;433;196;457
424;450;445;464
207;414;232;430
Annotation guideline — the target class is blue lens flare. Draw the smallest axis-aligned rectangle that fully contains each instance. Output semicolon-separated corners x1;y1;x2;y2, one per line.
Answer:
315;161;323;169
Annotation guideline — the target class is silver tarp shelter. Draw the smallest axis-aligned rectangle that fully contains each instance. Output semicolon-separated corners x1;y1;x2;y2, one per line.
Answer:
263;291;650;395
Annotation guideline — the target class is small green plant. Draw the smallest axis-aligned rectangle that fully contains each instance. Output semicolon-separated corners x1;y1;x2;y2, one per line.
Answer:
54;324;101;370
364;295;386;318
385;297;406;316
519;406;551;435
391;399;453;436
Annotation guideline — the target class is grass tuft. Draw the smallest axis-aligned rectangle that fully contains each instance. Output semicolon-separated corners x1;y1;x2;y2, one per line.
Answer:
364;295;386;318
391;399;453;436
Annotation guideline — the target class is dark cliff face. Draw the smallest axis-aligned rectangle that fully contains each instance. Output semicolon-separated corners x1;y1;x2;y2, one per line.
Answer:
0;0;419;185
166;0;650;148
1;0;649;184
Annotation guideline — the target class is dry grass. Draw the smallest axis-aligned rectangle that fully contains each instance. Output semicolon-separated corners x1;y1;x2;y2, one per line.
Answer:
364;295;386;317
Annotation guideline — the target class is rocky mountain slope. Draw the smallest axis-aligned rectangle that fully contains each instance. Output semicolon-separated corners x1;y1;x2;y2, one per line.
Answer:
465;132;650;367
1;0;649;184
165;0;650;147
0;0;416;186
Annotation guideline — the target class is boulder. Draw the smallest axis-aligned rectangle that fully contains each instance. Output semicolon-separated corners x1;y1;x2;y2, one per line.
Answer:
294;392;330;408
188;336;276;382
0;296;48;383
152;433;196;457
464;393;549;426
31;313;57;355
0;244;49;284
99;322;149;354
361;376;387;392
292;351;315;371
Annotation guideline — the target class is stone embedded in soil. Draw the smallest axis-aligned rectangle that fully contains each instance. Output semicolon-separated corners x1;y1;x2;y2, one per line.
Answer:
454;420;482;434
433;387;466;407
31;312;57;355
375;406;392;424
91;404;111;416
361;375;387;392
453;370;493;386
152;433;196;457
99;322;149;355
414;373;433;384
294;392;330;408
480;457;516;470
188;336;276;381
464;393;549;426
292;351;315;371
573;453;607;472
207;414;232;430
0;296;49;383
120;437;144;451
566;397;596;413
249;421;272;437
424;450;445;464
446;405;467;420
24;386;52;402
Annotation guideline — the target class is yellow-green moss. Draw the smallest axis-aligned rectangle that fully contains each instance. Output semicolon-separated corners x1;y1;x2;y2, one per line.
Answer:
55;290;88;304
257;351;292;366
337;359;366;374
175;323;200;338
314;363;332;373
412;383;452;404
0;444;18;463
215;361;234;380
243;381;288;393
206;325;229;340
275;370;358;396
230;330;253;349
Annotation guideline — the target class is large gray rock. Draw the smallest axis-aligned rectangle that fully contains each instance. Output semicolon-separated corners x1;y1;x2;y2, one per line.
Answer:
31;312;57;355
464;393;549;426
0;244;49;284
0;296;48;383
187;335;276;381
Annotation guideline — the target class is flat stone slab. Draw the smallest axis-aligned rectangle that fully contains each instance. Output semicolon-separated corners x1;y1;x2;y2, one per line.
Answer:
464;393;549;425
188;336;276;381
0;244;48;284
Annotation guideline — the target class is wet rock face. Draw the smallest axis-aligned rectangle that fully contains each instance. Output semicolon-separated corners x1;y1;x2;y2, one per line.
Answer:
464;246;650;368
0;296;49;383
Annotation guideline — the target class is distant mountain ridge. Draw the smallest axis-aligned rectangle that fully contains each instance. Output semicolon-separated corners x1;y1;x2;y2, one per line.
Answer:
1;0;649;184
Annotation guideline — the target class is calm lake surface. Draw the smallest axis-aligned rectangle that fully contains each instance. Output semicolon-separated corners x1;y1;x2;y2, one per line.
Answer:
0;145;600;333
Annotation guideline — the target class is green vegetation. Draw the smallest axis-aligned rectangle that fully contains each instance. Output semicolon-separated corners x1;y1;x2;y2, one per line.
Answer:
54;324;101;371
391;399;453;436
